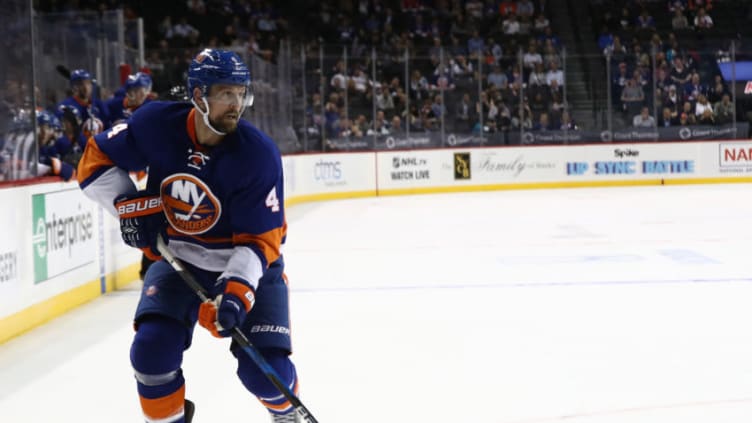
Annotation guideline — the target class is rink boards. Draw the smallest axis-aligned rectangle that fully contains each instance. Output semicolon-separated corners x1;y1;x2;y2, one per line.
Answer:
1;140;752;343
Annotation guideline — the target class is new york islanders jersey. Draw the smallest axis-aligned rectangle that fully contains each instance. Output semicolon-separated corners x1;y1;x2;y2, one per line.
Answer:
77;101;286;289
57;96;110;129
106;95;154;125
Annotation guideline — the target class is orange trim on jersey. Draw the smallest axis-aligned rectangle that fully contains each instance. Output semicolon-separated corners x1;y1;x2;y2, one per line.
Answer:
185;109;208;153
77;136;114;184
73;96;90;107
234;224;286;266
140;384;185;420
225;280;254;311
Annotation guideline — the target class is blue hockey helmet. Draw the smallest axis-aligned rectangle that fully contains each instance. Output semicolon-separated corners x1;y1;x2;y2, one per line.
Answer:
186;48;253;135
56;104;82;127
125;72;153;92
70;69;93;85
187;48;253;105
37;110;54;127
36;110;61;130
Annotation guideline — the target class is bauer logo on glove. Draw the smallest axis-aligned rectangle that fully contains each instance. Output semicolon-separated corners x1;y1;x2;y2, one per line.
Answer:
114;193;166;260
116;196;162;216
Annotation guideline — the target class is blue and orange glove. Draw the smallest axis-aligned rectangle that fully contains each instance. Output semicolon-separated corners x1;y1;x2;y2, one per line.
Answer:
198;278;255;338
114;193;165;261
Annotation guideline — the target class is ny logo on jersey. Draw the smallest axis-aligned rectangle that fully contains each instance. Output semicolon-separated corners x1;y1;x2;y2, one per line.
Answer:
187;150;210;170
161;173;221;235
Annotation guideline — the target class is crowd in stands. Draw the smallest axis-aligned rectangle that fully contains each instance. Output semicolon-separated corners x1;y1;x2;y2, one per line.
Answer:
3;0;750;177
33;0;575;143
592;0;748;128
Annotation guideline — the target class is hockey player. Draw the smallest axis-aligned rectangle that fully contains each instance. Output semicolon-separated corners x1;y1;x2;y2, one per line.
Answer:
105;71;158;279
107;72;156;125
36;110;76;181
54;105;87;167
56;69;109;137
77;48;300;423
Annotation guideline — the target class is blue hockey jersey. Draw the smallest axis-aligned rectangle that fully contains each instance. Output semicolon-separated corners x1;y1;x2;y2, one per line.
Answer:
77;101;286;289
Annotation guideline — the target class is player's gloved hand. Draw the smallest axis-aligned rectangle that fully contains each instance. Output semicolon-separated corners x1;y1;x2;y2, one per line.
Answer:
114;193;165;261
50;158;76;181
198;278;255;338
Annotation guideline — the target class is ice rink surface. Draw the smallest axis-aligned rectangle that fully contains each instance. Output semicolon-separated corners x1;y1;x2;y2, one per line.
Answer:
2;184;752;422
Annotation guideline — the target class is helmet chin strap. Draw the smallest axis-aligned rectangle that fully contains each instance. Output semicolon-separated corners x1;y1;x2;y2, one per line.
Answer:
192;97;226;136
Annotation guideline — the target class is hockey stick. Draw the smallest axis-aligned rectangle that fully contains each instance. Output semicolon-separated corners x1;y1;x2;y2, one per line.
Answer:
56;64;71;80
155;235;319;423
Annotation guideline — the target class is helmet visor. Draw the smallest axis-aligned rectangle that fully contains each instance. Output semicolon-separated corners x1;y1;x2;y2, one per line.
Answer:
205;84;254;112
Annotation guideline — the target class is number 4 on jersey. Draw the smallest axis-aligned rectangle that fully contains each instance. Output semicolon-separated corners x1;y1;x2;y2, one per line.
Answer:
265;187;280;212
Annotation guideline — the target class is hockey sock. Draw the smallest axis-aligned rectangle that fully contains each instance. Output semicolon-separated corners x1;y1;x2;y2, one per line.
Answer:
131;316;188;423
236;348;298;415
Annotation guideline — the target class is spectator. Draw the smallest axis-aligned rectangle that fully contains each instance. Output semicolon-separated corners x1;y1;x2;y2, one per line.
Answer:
502;13;521;35
488;65;509;89
529;92;549;119
523;44;543;70
678;111;691;126
689;0;713;12
658;107;679;127
694;94;713;117
668;0;689;13
694;7;714;29
664;84;682;112
528;62;547;86
489;39;504;66
707;78;727;104
559;110;578;130
597;25;614;51
671;8;690;29
431;94;446;119
633;106;656;127
621;78;645;117
533;112;553;130
698;108;715;125
467;29;485;59
368;110;390;136
499;0;517;16
172;16;200;40
681;101;697;124
545;62;564;86
684;73;707;102
455;92;476;131
533;14;550;33
542;42;562;68
636;9;656;29
517;0;536;18
374;84;395;112
604;36;627;63
670;57;691;86
713;93;733;124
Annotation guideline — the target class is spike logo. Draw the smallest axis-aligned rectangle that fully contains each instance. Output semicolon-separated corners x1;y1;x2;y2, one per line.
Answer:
160;173;221;235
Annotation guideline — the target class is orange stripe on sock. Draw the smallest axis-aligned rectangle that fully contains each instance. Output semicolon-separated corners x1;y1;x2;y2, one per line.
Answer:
260;398;293;412
140;384;185;420
259;377;299;412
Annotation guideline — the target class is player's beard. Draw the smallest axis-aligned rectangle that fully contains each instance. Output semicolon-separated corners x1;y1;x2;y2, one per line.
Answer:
210;112;240;133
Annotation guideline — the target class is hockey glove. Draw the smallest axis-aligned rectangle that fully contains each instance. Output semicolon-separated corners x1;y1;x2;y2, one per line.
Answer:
198;278;255;338
114;193;165;261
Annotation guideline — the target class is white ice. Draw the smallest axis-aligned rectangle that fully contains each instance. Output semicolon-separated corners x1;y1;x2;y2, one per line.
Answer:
2;184;752;422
